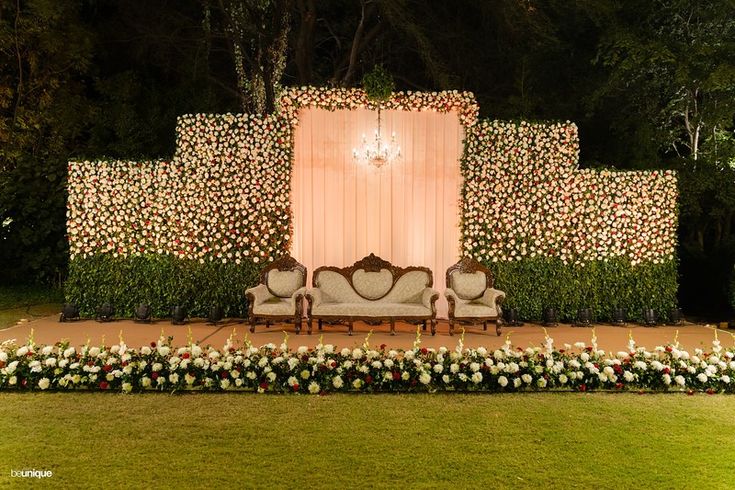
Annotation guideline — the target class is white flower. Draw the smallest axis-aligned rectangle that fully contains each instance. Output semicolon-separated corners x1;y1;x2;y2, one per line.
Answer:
558;374;568;385
8;376;17;385
721;375;731;384
220;379;231;390
674;375;686;386
697;373;708;383
141;376;151;387
16;346;29;357
623;371;635;382
352;378;363;389
498;375;508;387
122;382;133;393
38;378;50;390
308;381;320;394
471;372;483;384
433;364;444;373
470;362;480;373
169;373;179;384
521;374;532;384
513;378;522;388
45;357;57;367
419;373;432;385
662;374;671;385
300;369;310;380
332;376;344;389
537;378;547;388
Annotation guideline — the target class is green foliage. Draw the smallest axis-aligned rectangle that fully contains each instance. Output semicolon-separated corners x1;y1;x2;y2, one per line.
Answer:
361;65;395;102
489;257;678;322
64;255;261;318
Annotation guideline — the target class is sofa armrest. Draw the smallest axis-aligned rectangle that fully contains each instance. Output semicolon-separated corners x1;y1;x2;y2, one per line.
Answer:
478;288;505;312
305;288;323;308
245;284;274;306
291;286;307;301
444;288;460;303
421;288;440;312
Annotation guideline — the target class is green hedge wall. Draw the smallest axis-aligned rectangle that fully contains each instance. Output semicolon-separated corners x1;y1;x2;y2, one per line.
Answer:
65;255;261;318
489;257;678;322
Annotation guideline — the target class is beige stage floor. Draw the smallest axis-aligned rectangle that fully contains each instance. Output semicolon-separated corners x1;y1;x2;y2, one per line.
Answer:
1;315;732;352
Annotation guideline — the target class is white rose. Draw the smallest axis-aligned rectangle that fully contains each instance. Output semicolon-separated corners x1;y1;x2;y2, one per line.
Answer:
674;375;685;386
521;374;532;384
38;378;50;390
419;373;431;385
332;376;344;389
308;381;320;394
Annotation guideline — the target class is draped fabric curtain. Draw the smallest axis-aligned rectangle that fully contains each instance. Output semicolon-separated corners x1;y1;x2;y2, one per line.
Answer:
291;108;463;318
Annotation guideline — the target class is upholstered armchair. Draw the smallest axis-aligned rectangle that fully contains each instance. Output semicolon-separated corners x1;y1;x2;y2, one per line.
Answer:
245;256;307;334
445;257;505;336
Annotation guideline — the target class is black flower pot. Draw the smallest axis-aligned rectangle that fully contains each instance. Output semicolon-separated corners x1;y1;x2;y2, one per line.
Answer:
134;303;152;323
542;307;558;326
171;305;187;325
642;308;657;326
59;303;80;322
668;307;682;325
575;307;593;327
612;307;627;325
96;303;115;322
208;305;223;325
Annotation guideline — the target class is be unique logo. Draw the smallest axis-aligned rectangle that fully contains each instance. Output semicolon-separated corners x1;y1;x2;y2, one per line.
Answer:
10;469;53;479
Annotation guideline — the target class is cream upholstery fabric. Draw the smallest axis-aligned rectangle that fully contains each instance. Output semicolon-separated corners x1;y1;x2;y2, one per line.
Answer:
352;269;393;299
450;271;487;300
382;271;430;303
253;297;295;315
445;287;505;318
312;303;430;317
454;302;497;317
268;269;303;298
246;284;274;305
315;271;367;303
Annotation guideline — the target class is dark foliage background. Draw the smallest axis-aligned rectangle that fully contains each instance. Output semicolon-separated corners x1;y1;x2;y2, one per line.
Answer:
2;0;734;318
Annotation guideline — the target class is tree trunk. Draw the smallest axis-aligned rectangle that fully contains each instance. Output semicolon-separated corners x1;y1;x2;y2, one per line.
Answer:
295;0;316;84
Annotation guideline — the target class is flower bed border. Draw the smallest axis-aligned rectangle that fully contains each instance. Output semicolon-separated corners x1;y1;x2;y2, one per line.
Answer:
1;331;732;395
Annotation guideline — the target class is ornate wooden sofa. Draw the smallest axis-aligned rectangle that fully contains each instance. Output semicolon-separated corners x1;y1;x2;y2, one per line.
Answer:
445;257;505;336
245;255;307;334
306;254;439;335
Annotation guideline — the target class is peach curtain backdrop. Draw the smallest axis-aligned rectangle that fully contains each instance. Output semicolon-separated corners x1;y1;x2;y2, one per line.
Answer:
291;108;464;319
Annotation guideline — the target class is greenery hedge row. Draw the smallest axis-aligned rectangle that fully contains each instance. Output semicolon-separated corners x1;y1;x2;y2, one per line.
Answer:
65;255;261;318
489;257;678;322
65;254;677;323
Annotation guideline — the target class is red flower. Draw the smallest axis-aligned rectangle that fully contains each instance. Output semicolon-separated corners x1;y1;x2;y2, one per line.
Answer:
585;346;593;352
259;382;269;390
150;342;156;348
292;384;299;391
579;384;587;392
615;383;623;390
99;381;109;390
706;388;715;395
103;365;112;372
420;348;428;355
151;372;159;380
663;367;670;375
380;344;387;350
21;379;27;387
365;375;373;385
665;346;673;353
220;371;229;379
330;361;337;368
182;352;190;359
392;371;401;381
687;389;694;396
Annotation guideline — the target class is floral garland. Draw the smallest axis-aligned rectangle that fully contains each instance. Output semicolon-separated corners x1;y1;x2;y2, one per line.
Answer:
1;332;731;394
461;120;677;265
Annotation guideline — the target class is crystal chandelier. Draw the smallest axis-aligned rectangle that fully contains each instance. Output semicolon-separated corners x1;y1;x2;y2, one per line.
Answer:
352;108;401;168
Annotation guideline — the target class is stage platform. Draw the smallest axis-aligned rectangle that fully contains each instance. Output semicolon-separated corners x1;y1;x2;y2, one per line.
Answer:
1;316;731;352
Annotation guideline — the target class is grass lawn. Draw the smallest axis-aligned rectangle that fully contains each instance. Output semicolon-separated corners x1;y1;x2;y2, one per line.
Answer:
1;393;734;488
0;285;62;330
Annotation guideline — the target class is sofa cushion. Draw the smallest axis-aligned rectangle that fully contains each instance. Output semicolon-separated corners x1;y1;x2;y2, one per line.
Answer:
450;271;486;300
268;269;303;298
315;270;366;303
454;301;498;318
382;270;430;303
312;302;430;317
253;297;295;315
352;269;393;299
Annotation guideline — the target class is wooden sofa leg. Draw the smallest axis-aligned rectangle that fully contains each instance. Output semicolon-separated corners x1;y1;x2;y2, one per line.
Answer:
318;319;323;331
249;318;256;334
422;320;427;331
295;318;301;335
307;318;313;335
449;319;454;336
431;319;436;336
390;318;396;336
348;321;353;336
496;320;502;336
483;320;488;331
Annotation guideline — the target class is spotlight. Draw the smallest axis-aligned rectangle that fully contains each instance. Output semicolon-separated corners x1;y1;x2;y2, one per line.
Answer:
642;308;658;327
612;307;627;326
134;303;152;323
208;305;223;325
574;307;593;327
668;307;682;325
171;305;187;325
504;308;523;326
96;303;115;322
59;303;80;322
542;307;558;326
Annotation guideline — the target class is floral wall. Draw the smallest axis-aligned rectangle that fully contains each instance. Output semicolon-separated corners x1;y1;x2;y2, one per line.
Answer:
66;88;677;320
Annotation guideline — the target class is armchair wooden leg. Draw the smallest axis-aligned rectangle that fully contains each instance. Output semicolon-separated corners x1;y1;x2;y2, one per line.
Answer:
422;320;427;331
295;317;302;335
483;320;488;331
249;318;256;334
449;319;454;336
390;318;396;336
265;321;270;329
496;319;502;336
348;321;353;336
318;319;323;331
307;318;313;335
431;319;436;336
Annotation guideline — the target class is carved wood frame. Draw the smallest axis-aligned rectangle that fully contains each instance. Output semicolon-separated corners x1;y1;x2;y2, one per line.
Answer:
445;256;503;337
246;255;307;334
307;253;438;336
